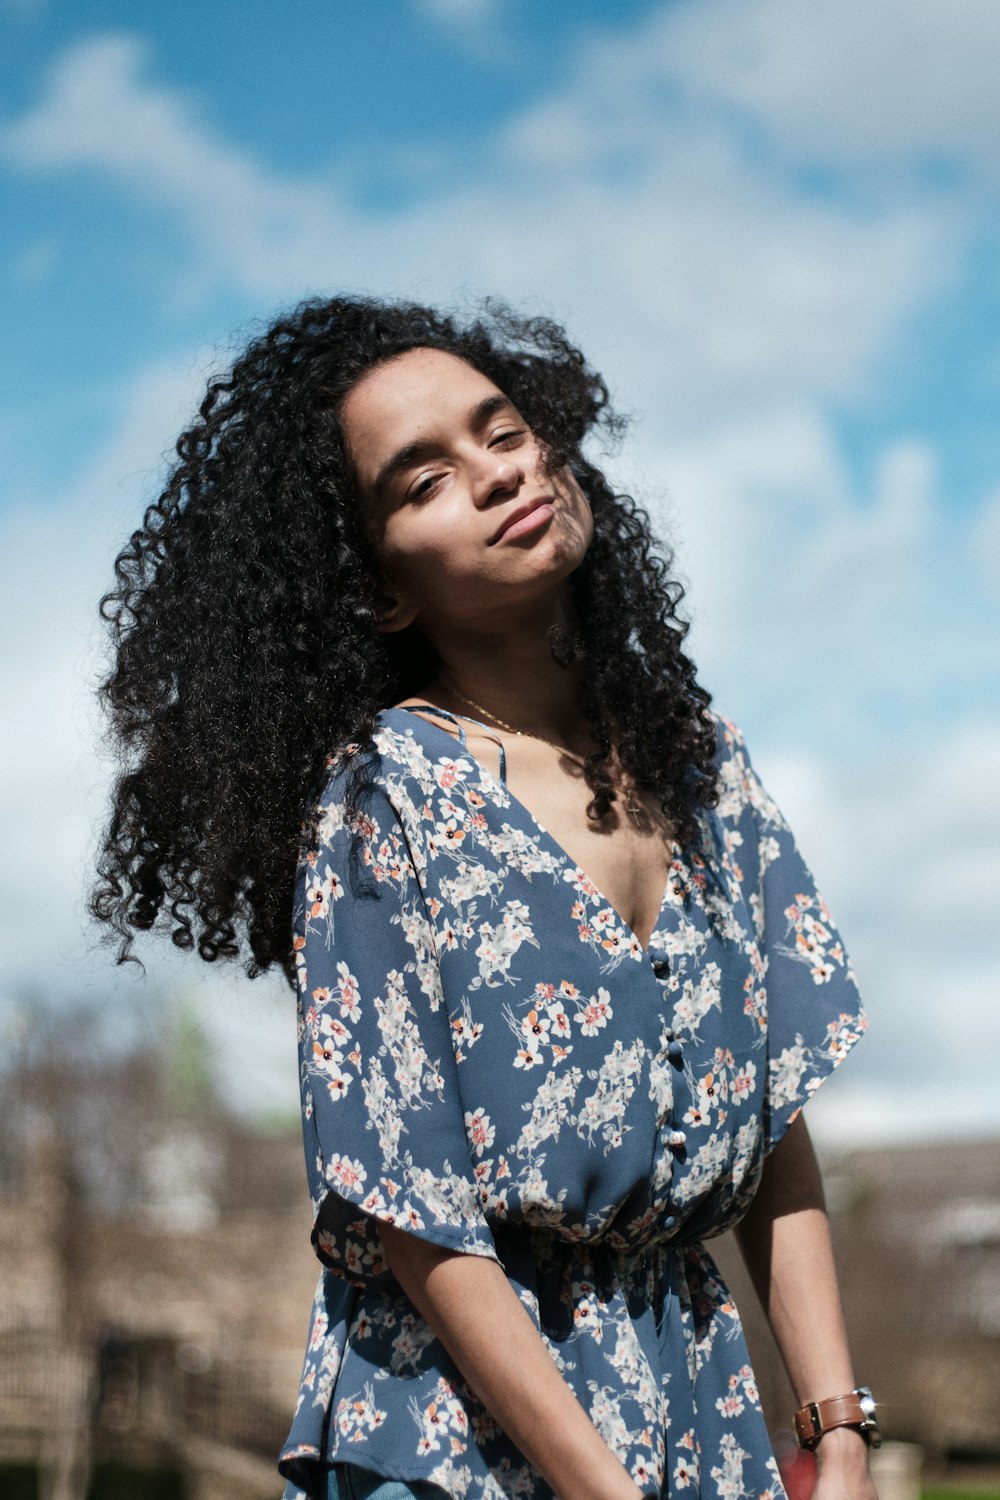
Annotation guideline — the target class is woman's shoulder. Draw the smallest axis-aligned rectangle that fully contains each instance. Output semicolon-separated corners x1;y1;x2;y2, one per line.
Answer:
703;707;787;832
702;705;750;775
704;706;739;748
312;705;459;823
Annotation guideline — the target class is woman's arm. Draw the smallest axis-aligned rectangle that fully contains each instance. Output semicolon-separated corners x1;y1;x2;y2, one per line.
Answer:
735;1113;878;1500
377;1220;644;1500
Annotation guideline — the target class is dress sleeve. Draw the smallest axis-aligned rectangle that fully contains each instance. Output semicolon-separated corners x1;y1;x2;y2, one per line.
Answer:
716;717;868;1153
293;759;502;1291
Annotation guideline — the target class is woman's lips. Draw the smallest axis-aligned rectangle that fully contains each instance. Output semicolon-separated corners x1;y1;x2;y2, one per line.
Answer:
491;499;555;544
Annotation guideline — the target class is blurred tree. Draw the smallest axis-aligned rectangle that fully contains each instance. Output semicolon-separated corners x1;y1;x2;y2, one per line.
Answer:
160;990;220;1123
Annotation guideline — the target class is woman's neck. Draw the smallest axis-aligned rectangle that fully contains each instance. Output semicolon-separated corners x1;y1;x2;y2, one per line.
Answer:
416;593;591;747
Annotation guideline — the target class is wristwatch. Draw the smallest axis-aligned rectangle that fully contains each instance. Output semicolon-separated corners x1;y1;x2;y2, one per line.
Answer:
794;1386;882;1449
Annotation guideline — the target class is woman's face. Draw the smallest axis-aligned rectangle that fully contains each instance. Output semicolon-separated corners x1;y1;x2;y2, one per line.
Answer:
339;347;594;637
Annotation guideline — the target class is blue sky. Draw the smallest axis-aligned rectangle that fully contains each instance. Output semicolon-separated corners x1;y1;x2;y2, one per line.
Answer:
2;0;998;1141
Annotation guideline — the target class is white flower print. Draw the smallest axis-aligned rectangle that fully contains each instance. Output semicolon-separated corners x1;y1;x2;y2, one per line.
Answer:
570;1277;603;1342
316;797;348;848
711;1430;750;1500
433;757;470;793
672;962;723;1037
439;860;503;909
409;1375;470;1458
465;1107;495;1156
450;996;485;1062
390;1311;437;1376
474;900;538;987
332;960;361;1019
575;1039;645;1155
825;1010;868;1064
280;709;867;1500
731;1060;758;1105
325;1153;367;1195
780;892;848;984
768;1036;811;1109
587;1383;631;1452
335;1379;387;1442
673;1429;700;1490
671;1133;732;1207
312;1042;351;1102
514;1066;583;1159
575;986;614;1036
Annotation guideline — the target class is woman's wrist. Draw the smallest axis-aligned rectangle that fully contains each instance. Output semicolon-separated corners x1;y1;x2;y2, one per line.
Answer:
813;1426;872;1471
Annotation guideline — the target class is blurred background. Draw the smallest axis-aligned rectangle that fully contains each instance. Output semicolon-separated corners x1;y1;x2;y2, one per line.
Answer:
1;1;998;1497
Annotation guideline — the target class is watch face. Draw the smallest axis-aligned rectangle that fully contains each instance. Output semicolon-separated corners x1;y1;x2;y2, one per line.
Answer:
855;1387;882;1447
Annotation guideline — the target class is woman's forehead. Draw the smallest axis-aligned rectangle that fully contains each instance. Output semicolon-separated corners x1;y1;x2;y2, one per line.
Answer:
341;347;511;479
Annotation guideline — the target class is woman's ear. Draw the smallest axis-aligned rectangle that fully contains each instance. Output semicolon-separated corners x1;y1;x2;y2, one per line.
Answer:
374;590;419;634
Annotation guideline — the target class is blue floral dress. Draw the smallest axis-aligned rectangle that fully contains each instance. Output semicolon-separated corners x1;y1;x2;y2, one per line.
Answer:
278;706;867;1500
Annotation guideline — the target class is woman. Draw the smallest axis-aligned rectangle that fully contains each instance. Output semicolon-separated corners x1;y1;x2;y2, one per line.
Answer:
92;296;877;1500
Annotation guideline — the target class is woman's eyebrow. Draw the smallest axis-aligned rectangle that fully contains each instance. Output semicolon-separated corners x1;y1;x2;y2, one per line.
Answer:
471;392;517;428
373;439;437;499
373;393;518;498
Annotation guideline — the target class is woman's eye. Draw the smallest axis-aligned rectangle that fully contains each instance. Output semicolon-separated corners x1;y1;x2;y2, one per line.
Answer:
410;473;442;501
491;428;527;448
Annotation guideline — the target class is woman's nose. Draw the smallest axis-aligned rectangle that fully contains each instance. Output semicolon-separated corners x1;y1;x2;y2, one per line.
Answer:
472;454;522;506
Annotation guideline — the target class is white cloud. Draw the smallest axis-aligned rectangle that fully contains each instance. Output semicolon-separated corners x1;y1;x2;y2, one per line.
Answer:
736;719;1000;1153
970;487;1000;601
510;0;1000;182
1;22;962;429
645;409;1000;754
412;0;511;62
0;349;298;1119
3;1;998;1141
430;161;950;429
3;34;353;298
656;0;1000;175
757;725;1000;1048
0;358;209;985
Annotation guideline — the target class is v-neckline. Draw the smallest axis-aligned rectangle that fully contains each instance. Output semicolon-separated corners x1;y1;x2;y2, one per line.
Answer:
378;704;680;957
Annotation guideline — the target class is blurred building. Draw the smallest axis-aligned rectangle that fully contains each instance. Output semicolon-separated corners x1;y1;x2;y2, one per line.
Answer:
0;1121;316;1500
1;1098;999;1498
714;1136;1000;1464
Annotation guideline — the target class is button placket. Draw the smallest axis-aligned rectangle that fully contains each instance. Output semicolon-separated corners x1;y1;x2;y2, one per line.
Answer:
647;933;686;1239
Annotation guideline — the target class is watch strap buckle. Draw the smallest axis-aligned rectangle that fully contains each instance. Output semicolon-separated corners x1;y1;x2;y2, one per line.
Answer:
794;1401;824;1449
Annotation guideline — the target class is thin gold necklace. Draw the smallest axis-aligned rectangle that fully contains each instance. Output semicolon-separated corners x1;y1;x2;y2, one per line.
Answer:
448;687;645;823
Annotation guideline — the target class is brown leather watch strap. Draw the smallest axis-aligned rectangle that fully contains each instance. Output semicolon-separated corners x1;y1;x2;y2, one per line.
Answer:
794;1391;871;1448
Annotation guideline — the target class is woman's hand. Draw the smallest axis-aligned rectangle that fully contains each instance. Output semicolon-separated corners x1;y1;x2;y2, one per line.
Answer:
376;1220;646;1500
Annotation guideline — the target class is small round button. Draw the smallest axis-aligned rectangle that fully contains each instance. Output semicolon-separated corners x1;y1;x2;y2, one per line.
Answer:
651;957;670;978
670;1130;687;1149
667;1040;683;1062
663;1214;676;1230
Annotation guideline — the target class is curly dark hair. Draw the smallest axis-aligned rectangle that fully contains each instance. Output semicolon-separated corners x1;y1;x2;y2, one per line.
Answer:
90;294;719;986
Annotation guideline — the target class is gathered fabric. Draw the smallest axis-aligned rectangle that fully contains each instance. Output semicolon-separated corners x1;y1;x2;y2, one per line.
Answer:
279;708;866;1500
